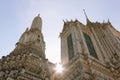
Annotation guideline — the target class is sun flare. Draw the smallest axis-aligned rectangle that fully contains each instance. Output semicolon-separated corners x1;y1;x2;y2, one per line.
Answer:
55;63;64;73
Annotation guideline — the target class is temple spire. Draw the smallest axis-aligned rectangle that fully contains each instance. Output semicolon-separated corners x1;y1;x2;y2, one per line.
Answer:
83;9;91;24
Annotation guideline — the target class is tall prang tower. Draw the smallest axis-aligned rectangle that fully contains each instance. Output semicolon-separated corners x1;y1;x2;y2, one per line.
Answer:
0;15;51;80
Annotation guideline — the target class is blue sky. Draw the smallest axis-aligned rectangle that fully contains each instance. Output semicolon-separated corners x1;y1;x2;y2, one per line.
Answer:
0;0;120;63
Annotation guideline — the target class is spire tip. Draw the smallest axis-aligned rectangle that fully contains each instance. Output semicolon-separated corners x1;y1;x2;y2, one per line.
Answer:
83;9;91;24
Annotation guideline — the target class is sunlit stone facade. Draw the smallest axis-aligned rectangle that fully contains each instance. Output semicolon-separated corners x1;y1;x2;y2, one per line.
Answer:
60;18;120;80
0;14;120;80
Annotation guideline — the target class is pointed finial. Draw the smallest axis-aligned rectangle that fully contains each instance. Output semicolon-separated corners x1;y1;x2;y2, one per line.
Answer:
108;18;110;23
66;19;68;22
83;9;88;19
107;18;111;24
63;20;65;23
83;9;91;23
75;19;78;22
25;27;29;32
71;19;73;22
103;20;105;23
38;14;40;17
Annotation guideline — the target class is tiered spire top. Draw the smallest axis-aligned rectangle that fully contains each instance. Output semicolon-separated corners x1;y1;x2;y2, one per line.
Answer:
31;14;42;31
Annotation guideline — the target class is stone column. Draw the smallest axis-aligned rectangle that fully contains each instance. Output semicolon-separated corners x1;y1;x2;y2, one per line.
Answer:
107;26;120;55
71;27;78;56
61;36;69;64
78;26;89;55
91;27;106;59
94;27;110;62
71;26;83;55
90;27;104;62
99;27;113;58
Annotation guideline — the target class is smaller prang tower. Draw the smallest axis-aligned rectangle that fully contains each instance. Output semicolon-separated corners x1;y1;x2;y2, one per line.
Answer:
0;15;51;80
60;11;120;80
